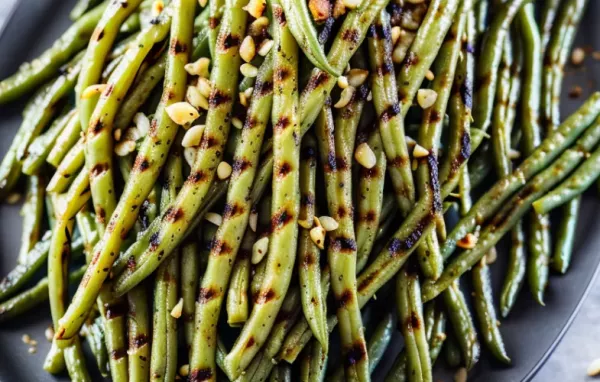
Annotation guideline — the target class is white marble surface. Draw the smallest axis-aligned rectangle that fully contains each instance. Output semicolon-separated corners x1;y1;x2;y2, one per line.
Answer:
0;0;598;381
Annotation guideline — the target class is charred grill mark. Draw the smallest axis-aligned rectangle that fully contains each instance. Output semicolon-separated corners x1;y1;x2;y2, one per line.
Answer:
198;288;218;303
188;170;207;184
341;28;360;46
301;252;316;269
330;236;357;253
105;301;128;319
429;110;442;124
134;157;151;172
254;79;273;97
407;311;420;331
111;348;127;360
337;289;353;309
209;89;231;108
277;161;292;178
130;334;149;349
149;231;160;250
211;239;232;255
232;157;252;175
274;5;286;25
388;213;432;256
306;71;331;93
93;28;104;41
403;52;419;68
380;103;401;122
361;165;380;179
90;120;104;134
255;288;276;304
274;116;290;132
90;163;109;178
220;34;240;50
345;342;367;366
301;193;315;208
377;61;394;77
209;17;219;29
127;255;136;271
367;23;385;39
223;202;245;220
164;206;184;222
271;208;294;232
170;38;187;55
362;210;377;222
189;367;213;381
275;68;290;82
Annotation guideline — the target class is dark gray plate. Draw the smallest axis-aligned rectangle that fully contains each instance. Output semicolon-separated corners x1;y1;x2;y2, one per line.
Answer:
1;1;600;381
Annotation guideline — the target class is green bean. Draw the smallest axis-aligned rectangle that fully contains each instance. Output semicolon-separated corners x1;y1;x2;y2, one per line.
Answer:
368;10;415;215
549;197;580;274
0;265;85;323
471;0;527;134
77;0;143;133
17;175;45;264
97;285;129;381
127;284;151;382
385;352;407;382
297;134;328;350
472;258;510;363
64;337;91;382
121;12;141;34
270;364;292;382
535;146;600;214
299;0;389;134
443;280;480;369
441;92;600;259
458;168;472;216
540;0;561;54
224;5;300;378
396;0;459;119
499;220;526;317
0;3;106;104
443;331;462;368
150;253;179;382
490;37;513;177
356;129;386;272
85;12;171;236
316;101;371;381
505;34;522;139
517;3;551;306
300;340;328;382
70;0;103;20
82;316;109;378
426;302;446;365
396;266;432;382
280;0;340;76
208;0;225;58
424;115;600;301
189;51;274;379
439;5;476;199
227;231;254;326
47;113;82;168
180;241;202;348
47;138;85;194
56;0;196;341
474;0;488;39
23;110;74;175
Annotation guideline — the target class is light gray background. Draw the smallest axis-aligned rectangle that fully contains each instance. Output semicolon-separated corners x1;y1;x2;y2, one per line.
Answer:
0;1;598;381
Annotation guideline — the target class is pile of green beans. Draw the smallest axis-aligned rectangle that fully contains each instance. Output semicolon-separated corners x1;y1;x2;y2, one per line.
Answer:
0;0;597;380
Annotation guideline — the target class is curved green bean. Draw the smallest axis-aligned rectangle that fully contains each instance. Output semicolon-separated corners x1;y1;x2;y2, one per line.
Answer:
47;111;82;168
551;197;580;274
127;284;151;382
227;231;254;326
23;111;74;175
17;175;45;264
443;280;480;369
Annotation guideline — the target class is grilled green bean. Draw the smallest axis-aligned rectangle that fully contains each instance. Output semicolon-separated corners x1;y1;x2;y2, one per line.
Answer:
47;112;82;168
550;197;580;274
300;339;328;382
397;0;459;118
82;316;109;378
441;92;600;259
472;258;510;364
424;114;600;301
127;284;151;382
56;0;196;341
227;231;254;326
540;0;561;54
500;220;526;317
181;241;202;348
368;10;415;215
443;280;480;369
444;331;462;368
17;175;45;264
23;111;74;175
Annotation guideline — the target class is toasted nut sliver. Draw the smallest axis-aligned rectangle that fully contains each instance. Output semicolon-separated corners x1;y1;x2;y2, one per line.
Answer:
243;0;266;19
337;76;349;89
197;77;212;98
425;69;435;81
310;226;326;250
81;84;107;100
571;47;585;66
115;140;136;156
28;347;37;354
243;87;254;99
152;0;164;16
347;69;369;87
133;112;150;136
185;57;210;77
411;159;418;171
417;88;438;109
413;144;429;158
113;128;122;141
249;17;269;36
186;86;209;111
486;248;497;264
231;117;243;130
391;26;401;45
457;233;477;249
170;298;184;318
124;126;142;142
22;334;31;344
184;147;198;167
319;216;339;231
217;161;233;180
240;63;258;78
258;39;274;56
508;149;521;160
249;210;258;232
182;124;205;147
180;364;190;377
252;237;269;264
205;212;223;226
198;0;208;6
355;142;377;169
298;219;313;229
6;192;21;204
587;358;600;376
343;0;361;9
45;327;54;342
240;36;256;63
166;102;200;125
313;216;322;228
334;86;355;108
367;91;372;101
239;92;248;107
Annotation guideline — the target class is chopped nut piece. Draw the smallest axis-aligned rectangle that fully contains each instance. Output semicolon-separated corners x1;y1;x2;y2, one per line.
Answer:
319;216;339;231
587;358;600;376
239;92;248;107
343;0;361;10
240;36;256;63
258;39;274;56
411;159;418;171
217;161;233;180
337;76;349;89
252;237;269;264
114;140;136;156
166;102;200;125
185;57;210;77
151;0;164;17
568;85;583;99
182;124;205;148
347;69;369;87
197;77;212;98
334;86;355;108
113;128;122;141
22;334;32;344
310;226;326;249
240;63;258;78
249;17;269;37
486;248;497;265
417;88;438;109
391;26;401;45
508;149;521;160
571;47;585;66
170;298;184;318
184;147;198;167
413;144;429;158
133;112;150;136
231;117;244;130
45;327;54;342
198;0;208;7
425;69;435;81
332;0;347;18
28;347;37;354
309;0;331;23
457;233;477;249
243;0;266;19
249;209;258;232
180;364;190;377
6;192;21;204
355;142;377;169
186;86;209;110
243;87;254;99
81;84;107;100
298;219;313;229
205;212;223;226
